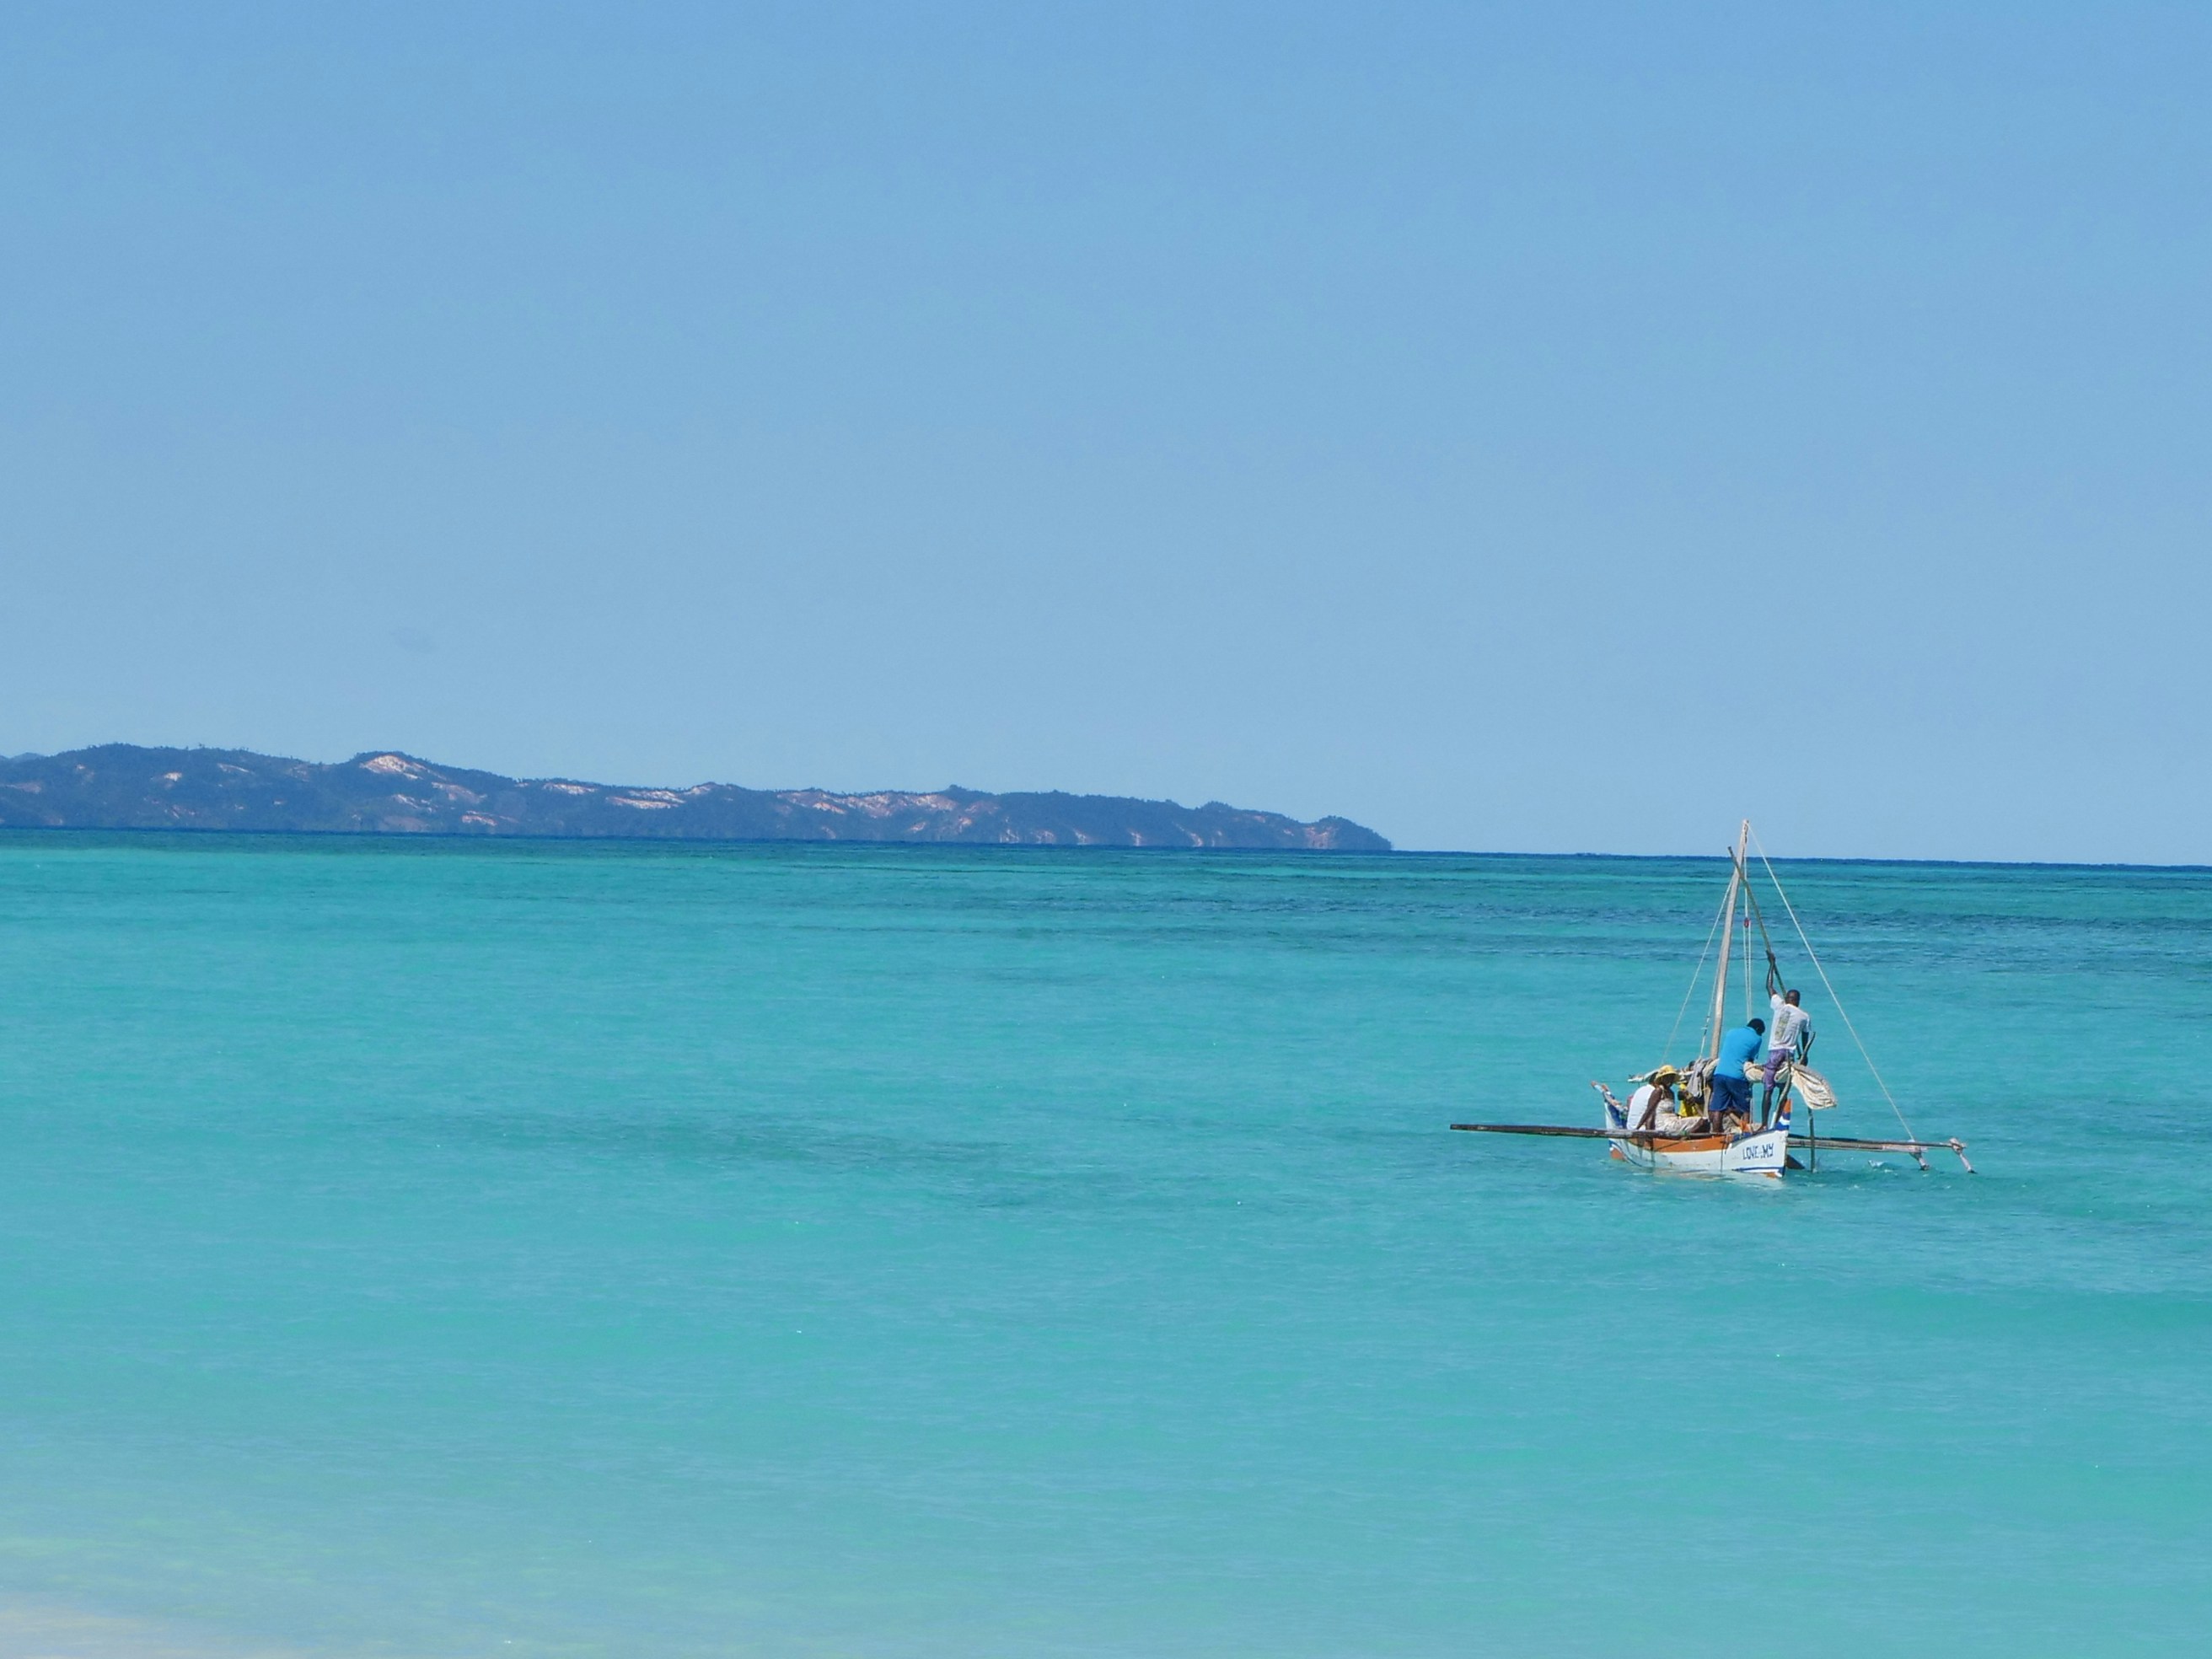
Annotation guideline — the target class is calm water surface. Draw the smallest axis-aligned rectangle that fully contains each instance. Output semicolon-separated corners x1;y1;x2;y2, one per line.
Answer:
0;835;2204;1656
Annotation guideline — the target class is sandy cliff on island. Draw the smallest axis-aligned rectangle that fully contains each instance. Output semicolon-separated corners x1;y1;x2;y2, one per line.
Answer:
0;745;1391;851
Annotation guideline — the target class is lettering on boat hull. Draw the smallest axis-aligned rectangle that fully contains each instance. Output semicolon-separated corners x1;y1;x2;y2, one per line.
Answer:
1608;1127;1789;1179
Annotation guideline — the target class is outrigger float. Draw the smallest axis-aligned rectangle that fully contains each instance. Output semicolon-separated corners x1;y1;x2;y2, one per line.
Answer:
1453;823;1972;1181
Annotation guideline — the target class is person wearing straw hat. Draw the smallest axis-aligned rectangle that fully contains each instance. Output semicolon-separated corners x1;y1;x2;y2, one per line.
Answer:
1624;1066;1683;1132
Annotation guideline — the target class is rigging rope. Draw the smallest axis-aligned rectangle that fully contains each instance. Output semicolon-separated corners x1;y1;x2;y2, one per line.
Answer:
1735;855;1784;994
1661;874;1733;1065
1741;862;1756;1023
1748;828;1919;1144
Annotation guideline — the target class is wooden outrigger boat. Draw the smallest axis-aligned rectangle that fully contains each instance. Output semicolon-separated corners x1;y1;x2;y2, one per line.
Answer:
1453;823;1971;1180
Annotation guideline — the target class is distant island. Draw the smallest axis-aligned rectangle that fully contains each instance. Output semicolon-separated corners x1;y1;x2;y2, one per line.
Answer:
0;745;1391;851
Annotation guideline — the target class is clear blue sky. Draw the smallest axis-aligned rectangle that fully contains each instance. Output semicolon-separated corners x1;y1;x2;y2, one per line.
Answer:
3;3;2207;860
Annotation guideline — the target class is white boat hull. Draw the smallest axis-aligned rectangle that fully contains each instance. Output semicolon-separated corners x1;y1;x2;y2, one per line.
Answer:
1603;1088;1795;1178
1607;1125;1791;1178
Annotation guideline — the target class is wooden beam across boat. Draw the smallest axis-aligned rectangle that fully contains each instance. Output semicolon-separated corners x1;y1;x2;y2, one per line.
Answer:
1450;1121;1974;1172
1449;1123;1715;1146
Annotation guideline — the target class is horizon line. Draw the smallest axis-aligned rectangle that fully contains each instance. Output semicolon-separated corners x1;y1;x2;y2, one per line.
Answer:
0;821;2204;876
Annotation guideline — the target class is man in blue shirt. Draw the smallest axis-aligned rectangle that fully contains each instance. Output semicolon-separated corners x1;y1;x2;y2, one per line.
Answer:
1711;1017;1765;1129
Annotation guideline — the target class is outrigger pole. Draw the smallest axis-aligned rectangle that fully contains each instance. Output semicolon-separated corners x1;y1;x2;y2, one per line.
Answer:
1447;1122;1976;1173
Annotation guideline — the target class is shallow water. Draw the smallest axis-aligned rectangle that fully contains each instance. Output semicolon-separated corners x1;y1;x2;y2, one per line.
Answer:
0;835;2203;1656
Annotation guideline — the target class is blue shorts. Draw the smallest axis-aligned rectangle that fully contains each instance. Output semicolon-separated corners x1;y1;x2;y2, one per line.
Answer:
1710;1073;1752;1114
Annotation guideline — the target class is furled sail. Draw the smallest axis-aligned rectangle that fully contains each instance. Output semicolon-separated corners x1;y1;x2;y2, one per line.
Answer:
1783;1063;1837;1111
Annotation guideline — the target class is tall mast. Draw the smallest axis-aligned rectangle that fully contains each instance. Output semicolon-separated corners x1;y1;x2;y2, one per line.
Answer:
1705;821;1748;1061
1737;820;1754;1026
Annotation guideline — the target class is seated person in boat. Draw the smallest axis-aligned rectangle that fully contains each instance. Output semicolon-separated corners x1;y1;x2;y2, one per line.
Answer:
1624;1066;1699;1134
1711;1017;1764;1129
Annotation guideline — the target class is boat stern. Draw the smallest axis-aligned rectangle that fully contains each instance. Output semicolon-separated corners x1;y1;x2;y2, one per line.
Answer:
1721;1124;1790;1178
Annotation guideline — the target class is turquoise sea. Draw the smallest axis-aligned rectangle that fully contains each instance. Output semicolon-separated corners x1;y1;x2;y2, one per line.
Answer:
0;834;2205;1656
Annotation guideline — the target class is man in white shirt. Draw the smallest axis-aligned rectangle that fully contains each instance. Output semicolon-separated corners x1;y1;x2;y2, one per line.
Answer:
1624;1066;1684;1131
1762;989;1812;1122
1628;1071;1689;1141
